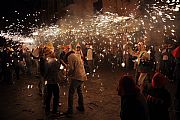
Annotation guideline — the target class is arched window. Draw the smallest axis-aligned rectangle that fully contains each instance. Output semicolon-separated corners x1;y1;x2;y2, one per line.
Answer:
93;0;103;13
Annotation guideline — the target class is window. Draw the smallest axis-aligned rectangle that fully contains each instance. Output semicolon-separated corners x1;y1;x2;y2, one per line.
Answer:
93;0;103;13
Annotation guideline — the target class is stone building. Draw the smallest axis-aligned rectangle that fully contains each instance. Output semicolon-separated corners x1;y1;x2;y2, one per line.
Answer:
40;0;180;44
64;0;141;17
39;0;140;18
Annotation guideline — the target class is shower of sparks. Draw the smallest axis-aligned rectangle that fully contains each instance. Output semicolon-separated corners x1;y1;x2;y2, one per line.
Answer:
1;1;179;45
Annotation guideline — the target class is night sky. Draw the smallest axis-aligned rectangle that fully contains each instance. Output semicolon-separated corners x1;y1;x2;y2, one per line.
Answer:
0;0;41;14
0;0;42;33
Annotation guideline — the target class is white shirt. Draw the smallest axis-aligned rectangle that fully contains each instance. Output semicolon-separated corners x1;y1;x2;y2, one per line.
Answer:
87;48;93;61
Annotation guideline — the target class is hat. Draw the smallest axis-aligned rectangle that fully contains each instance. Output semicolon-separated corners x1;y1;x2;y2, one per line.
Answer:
76;42;81;48
63;45;71;51
152;72;167;88
39;44;44;48
64;51;75;63
45;42;54;53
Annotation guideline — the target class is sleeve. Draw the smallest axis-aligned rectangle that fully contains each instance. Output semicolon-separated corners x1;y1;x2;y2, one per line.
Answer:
44;61;49;80
164;90;172;108
68;55;75;76
144;52;150;60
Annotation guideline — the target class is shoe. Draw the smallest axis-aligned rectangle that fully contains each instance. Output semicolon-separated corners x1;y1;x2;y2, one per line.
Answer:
76;106;85;112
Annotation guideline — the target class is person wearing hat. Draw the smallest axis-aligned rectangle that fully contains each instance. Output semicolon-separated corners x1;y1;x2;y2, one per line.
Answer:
127;42;150;93
147;72;171;120
43;46;61;115
63;50;87;117
57;45;70;83
85;44;93;74
75;45;84;61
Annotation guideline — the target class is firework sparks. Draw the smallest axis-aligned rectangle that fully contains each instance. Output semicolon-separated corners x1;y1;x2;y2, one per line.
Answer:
0;0;179;73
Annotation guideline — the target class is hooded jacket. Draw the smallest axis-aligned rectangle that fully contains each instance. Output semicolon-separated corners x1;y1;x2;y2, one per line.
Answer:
67;52;87;81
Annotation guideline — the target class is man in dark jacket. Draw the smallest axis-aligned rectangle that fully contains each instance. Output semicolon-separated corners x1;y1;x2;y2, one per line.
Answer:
44;49;60;115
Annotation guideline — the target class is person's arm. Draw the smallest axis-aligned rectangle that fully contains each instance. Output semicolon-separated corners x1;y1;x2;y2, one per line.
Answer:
67;55;75;76
127;46;139;57
141;51;150;60
60;59;67;67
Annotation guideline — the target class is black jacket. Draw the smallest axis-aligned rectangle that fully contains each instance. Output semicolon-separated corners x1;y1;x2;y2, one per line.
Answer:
147;87;171;120
120;93;149;120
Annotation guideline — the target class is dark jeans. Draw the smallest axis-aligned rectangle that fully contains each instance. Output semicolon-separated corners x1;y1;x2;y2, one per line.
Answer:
45;84;60;112
68;79;84;113
175;64;180;120
176;99;180;120
175;63;180;99
2;67;13;84
161;60;170;77
87;60;93;74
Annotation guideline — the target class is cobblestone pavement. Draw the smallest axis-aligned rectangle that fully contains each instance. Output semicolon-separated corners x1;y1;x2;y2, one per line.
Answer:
0;70;177;120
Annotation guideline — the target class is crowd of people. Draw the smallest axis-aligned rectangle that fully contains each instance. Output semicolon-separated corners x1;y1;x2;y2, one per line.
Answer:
0;36;180;119
118;41;180;120
0;37;94;118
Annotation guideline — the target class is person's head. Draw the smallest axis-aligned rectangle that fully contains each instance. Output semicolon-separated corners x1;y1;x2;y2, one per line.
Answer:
86;44;90;48
152;72;167;88
63;45;70;53
64;50;75;63
137;42;145;51
76;46;81;51
44;47;55;58
118;75;139;96
163;44;168;48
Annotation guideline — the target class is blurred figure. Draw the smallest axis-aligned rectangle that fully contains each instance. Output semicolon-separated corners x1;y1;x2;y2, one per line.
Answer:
117;75;149;120
38;45;46;96
147;72;171;120
32;46;40;76
160;44;169;76
58;45;70;82
64;51;87;117
171;45;180;119
59;45;70;67
86;44;93;74
127;42;150;93
75;45;84;61
39;44;46;77
23;47;32;76
160;44;175;80
1;47;14;84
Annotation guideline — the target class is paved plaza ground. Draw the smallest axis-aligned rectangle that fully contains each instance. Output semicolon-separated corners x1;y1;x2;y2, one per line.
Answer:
0;69;177;120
